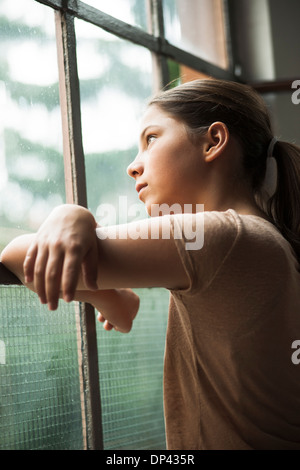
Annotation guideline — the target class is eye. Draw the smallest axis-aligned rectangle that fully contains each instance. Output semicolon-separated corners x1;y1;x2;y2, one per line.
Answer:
146;134;157;146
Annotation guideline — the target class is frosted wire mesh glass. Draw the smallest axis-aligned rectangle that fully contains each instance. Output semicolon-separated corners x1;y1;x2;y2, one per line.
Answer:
76;19;169;449
0;287;84;450
97;289;169;450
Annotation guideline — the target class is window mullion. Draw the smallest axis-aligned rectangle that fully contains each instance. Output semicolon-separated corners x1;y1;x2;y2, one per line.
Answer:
55;10;87;206
55;9;103;451
222;0;240;77
147;0;170;91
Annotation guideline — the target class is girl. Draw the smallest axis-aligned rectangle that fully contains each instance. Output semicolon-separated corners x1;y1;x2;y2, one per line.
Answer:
2;79;300;450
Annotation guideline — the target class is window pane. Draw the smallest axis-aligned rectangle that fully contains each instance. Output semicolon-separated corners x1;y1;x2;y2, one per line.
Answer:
75;19;152;219
0;0;83;450
0;0;65;253
0;287;84;450
76;19;169;450
163;0;229;69
82;0;148;30
168;59;211;85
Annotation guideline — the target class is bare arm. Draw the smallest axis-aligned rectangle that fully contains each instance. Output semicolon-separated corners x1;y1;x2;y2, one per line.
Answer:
0;233;140;333
11;204;189;309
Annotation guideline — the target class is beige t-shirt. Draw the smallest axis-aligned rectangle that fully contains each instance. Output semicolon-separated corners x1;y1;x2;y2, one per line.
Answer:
164;209;300;450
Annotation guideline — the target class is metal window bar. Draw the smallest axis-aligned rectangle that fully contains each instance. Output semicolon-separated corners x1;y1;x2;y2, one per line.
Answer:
147;0;170;91
222;0;239;77
54;10;103;450
27;0;297;90
36;0;239;82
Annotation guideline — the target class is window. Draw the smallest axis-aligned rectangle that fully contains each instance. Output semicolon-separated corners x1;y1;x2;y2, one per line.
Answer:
0;0;298;450
164;0;228;69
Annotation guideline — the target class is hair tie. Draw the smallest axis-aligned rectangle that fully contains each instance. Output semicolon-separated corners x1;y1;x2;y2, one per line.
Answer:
263;137;278;198
267;137;278;158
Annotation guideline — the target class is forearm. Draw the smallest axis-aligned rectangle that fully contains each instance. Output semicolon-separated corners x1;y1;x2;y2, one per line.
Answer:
1;234;140;333
75;288;140;333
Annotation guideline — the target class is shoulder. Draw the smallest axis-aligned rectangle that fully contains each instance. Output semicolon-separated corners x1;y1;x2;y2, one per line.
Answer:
168;210;240;293
169;209;297;294
170;209;239;252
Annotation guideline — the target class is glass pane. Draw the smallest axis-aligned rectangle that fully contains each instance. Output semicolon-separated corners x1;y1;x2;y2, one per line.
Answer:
82;0;148;30
163;0;229;69
0;287;83;450
76;19;169;450
96;289;169;450
76;20;152;220
0;0;65;253
0;0;83;450
168;59;211;85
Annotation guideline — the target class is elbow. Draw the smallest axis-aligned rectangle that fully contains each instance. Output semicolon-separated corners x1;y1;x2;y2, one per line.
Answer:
0;234;34;282
0;243;21;281
126;293;140;333
117;291;140;334
1;241;14;268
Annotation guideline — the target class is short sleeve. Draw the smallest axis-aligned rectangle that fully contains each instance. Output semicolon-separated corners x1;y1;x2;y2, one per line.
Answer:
169;210;239;295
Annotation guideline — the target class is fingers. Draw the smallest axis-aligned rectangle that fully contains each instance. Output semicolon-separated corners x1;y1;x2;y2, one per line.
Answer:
97;312;114;331
22;205;99;310
24;239;52;306
103;321;114;331
45;252;64;310
23;241;38;285
60;248;82;304
34;244;49;305
24;239;83;310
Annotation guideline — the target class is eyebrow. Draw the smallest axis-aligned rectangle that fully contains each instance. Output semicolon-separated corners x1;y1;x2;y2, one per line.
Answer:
140;125;161;141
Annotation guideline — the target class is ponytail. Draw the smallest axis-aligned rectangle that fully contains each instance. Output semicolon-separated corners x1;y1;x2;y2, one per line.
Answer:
267;141;300;261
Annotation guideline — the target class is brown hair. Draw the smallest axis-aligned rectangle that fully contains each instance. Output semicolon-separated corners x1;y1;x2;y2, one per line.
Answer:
149;79;300;261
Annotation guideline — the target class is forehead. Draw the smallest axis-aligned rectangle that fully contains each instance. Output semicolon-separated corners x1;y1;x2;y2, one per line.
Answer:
139;104;180;133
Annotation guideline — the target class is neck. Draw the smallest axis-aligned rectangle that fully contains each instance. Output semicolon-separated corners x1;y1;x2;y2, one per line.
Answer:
198;180;267;218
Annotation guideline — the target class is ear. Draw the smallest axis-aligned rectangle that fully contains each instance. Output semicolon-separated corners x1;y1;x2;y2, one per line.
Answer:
204;121;229;163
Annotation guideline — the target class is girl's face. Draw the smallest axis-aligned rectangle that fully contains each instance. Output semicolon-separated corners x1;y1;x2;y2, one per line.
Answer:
127;105;206;215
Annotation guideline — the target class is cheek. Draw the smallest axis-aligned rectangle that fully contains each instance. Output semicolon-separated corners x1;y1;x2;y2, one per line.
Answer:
145;154;169;181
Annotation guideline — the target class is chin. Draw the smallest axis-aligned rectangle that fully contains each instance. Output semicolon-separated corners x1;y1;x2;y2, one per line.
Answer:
147;203;171;218
145;204;154;217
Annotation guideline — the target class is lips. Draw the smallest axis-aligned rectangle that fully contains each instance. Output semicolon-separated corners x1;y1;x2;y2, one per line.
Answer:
135;183;148;195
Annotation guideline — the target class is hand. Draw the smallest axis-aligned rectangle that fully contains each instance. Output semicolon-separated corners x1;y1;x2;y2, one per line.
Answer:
23;204;99;310
97;312;115;331
87;288;140;333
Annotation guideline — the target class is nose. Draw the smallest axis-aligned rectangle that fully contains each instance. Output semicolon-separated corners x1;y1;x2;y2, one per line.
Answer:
127;155;144;179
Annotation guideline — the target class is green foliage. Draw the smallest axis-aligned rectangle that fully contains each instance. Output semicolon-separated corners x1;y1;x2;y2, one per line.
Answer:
7;81;60;111
0;15;46;41
4;128;64;187
168;59;181;86
85;147;136;210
